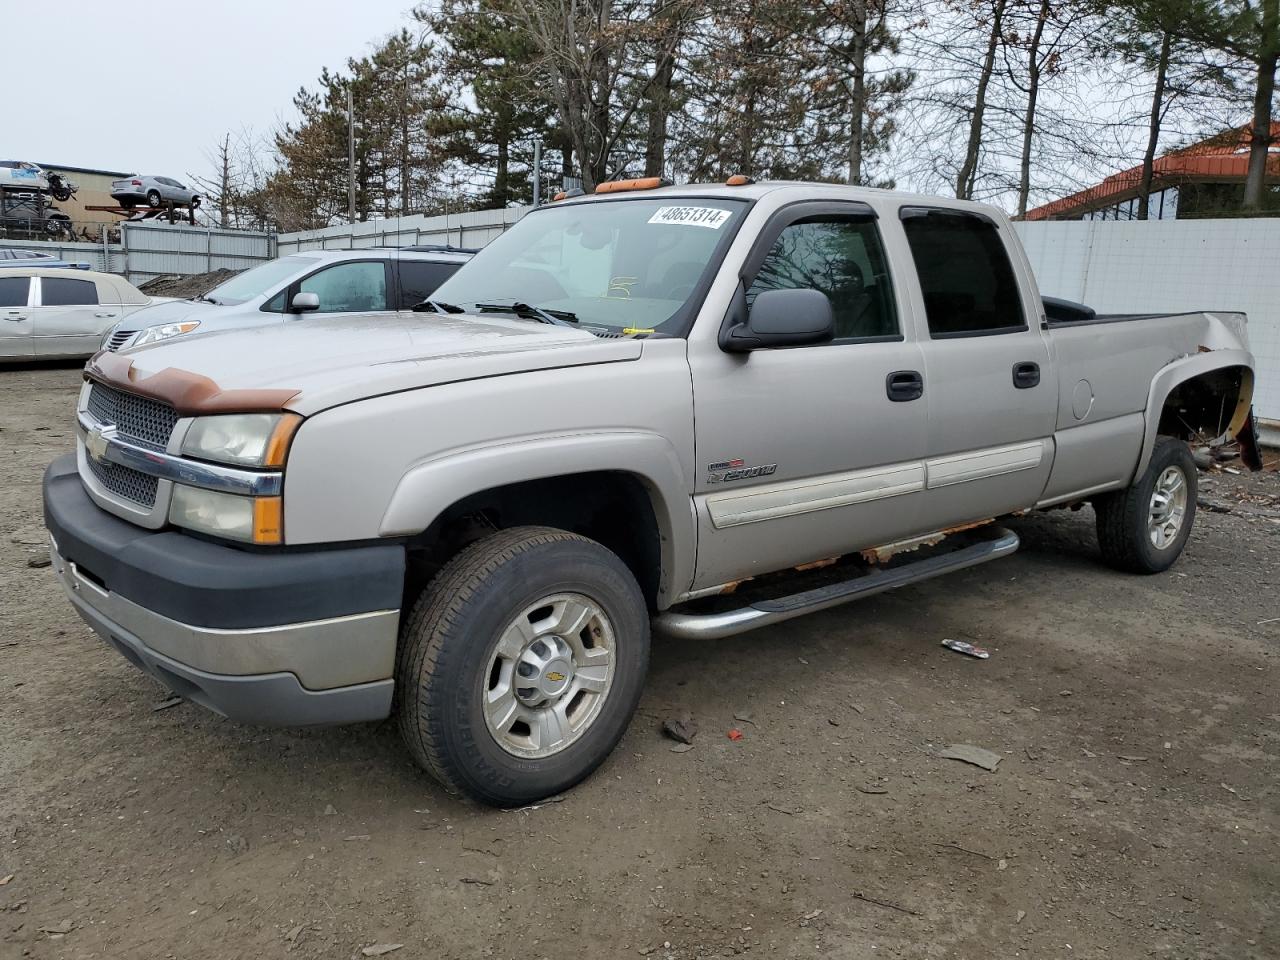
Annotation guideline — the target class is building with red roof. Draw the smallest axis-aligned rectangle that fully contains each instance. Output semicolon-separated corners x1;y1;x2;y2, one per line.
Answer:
1025;123;1280;221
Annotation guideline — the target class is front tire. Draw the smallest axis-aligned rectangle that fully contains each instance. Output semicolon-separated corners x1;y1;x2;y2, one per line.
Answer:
147;190;162;208
396;526;649;806
1094;436;1197;573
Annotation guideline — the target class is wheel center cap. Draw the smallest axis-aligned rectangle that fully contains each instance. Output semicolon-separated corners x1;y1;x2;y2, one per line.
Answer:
540;658;574;697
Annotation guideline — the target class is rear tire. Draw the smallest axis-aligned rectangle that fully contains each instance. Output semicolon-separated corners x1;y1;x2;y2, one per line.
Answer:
396;526;649;806
1094;436;1197;573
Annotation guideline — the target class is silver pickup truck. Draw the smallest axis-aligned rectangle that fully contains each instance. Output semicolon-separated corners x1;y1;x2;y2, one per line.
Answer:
43;180;1262;806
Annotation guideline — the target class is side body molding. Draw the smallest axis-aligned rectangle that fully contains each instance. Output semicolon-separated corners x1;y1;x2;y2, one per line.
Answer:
379;430;697;608
1133;348;1255;481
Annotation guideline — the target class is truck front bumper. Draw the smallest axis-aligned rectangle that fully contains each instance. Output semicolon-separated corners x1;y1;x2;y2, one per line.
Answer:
43;455;405;726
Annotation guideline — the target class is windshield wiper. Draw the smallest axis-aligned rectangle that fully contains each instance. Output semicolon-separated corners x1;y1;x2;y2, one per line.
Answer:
474;301;579;327
192;294;219;304
412;299;464;314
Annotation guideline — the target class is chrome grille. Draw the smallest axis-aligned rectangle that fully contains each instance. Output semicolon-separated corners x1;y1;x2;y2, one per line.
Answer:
85;453;159;508
106;330;134;351
87;383;179;451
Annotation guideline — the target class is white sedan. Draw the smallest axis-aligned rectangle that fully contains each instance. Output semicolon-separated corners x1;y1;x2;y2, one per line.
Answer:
0;268;169;361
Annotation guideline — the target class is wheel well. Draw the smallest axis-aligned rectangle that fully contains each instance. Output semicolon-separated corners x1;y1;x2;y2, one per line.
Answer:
405;471;663;610
1155;364;1261;470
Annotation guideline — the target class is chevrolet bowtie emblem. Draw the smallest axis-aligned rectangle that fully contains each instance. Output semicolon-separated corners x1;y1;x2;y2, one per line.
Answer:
85;423;117;463
546;672;566;683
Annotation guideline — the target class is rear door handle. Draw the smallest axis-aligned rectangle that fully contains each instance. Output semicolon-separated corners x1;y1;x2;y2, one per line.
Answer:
886;369;924;402
94;312;116;318
1013;361;1040;389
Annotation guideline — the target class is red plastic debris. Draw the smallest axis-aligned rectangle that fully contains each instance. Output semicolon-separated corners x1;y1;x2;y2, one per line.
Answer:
727;728;743;741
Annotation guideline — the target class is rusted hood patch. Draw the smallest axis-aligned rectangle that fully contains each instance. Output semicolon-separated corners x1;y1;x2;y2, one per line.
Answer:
85;351;299;415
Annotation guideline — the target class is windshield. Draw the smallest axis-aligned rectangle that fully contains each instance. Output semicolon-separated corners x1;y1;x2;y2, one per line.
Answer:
431;196;747;334
205;255;319;305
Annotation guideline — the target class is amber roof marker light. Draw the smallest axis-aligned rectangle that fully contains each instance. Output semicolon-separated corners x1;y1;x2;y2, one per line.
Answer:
594;177;673;194
725;175;756;186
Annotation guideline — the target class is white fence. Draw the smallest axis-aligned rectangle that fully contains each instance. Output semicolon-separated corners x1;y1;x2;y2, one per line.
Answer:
0;237;119;273
0;224;276;284
276;207;524;254
1014;218;1280;425
120;223;275;284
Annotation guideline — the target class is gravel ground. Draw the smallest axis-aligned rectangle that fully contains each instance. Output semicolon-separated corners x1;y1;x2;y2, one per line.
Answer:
1;362;1277;960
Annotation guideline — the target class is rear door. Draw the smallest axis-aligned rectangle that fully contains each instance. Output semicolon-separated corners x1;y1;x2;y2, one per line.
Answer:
899;206;1056;527
0;275;34;358
32;274;113;357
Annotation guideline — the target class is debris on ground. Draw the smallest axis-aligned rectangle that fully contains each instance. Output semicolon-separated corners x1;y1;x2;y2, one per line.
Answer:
942;638;990;659
361;944;404;957
661;715;698;744
670;742;694;753
856;784;888;795
938;744;1002;771
727;728;744;741
505;794;567;813
733;710;757;726
26;555;51;569
38;920;73;935
0;874;13;885
322;804;338;816
152;695;184;712
284;924;304;943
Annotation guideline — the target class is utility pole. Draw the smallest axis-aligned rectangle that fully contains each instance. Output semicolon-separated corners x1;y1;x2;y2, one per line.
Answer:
532;141;542;207
347;85;356;223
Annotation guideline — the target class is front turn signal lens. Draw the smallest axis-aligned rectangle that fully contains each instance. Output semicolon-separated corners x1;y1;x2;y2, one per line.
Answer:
252;497;283;544
263;414;302;468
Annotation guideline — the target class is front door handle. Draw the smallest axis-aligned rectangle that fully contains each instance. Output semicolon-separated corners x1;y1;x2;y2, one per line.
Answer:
886;369;924;402
94;312;116;319
5;312;26;322
1013;361;1041;389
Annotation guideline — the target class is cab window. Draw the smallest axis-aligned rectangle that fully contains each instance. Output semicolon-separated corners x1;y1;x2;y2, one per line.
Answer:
747;217;899;340
298;261;388;313
901;210;1025;337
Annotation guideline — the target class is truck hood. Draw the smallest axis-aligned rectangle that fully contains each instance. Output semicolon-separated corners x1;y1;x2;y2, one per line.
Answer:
103;311;643;415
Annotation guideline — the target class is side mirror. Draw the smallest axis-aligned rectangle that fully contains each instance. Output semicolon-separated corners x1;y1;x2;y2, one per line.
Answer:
720;287;834;353
290;292;320;313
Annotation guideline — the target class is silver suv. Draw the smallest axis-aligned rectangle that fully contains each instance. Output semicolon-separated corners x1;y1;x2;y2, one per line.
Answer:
104;247;474;351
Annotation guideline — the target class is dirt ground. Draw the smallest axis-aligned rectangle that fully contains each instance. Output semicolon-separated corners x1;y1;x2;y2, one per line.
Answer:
1;362;1277;960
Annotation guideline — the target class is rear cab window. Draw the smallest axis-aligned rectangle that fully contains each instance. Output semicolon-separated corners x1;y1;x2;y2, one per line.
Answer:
899;208;1024;337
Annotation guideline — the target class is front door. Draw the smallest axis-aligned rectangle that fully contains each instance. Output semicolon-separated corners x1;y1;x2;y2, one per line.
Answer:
898;206;1057;529
687;202;929;591
0;275;34;358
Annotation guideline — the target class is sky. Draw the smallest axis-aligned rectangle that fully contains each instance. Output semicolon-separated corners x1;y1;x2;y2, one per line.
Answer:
9;0;416;180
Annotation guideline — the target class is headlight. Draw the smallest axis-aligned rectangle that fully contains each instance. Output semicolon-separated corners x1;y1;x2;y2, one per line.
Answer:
182;413;301;467
133;320;200;347
170;486;282;544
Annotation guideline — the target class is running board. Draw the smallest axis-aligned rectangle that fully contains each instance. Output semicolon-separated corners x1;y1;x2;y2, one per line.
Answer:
654;527;1020;640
